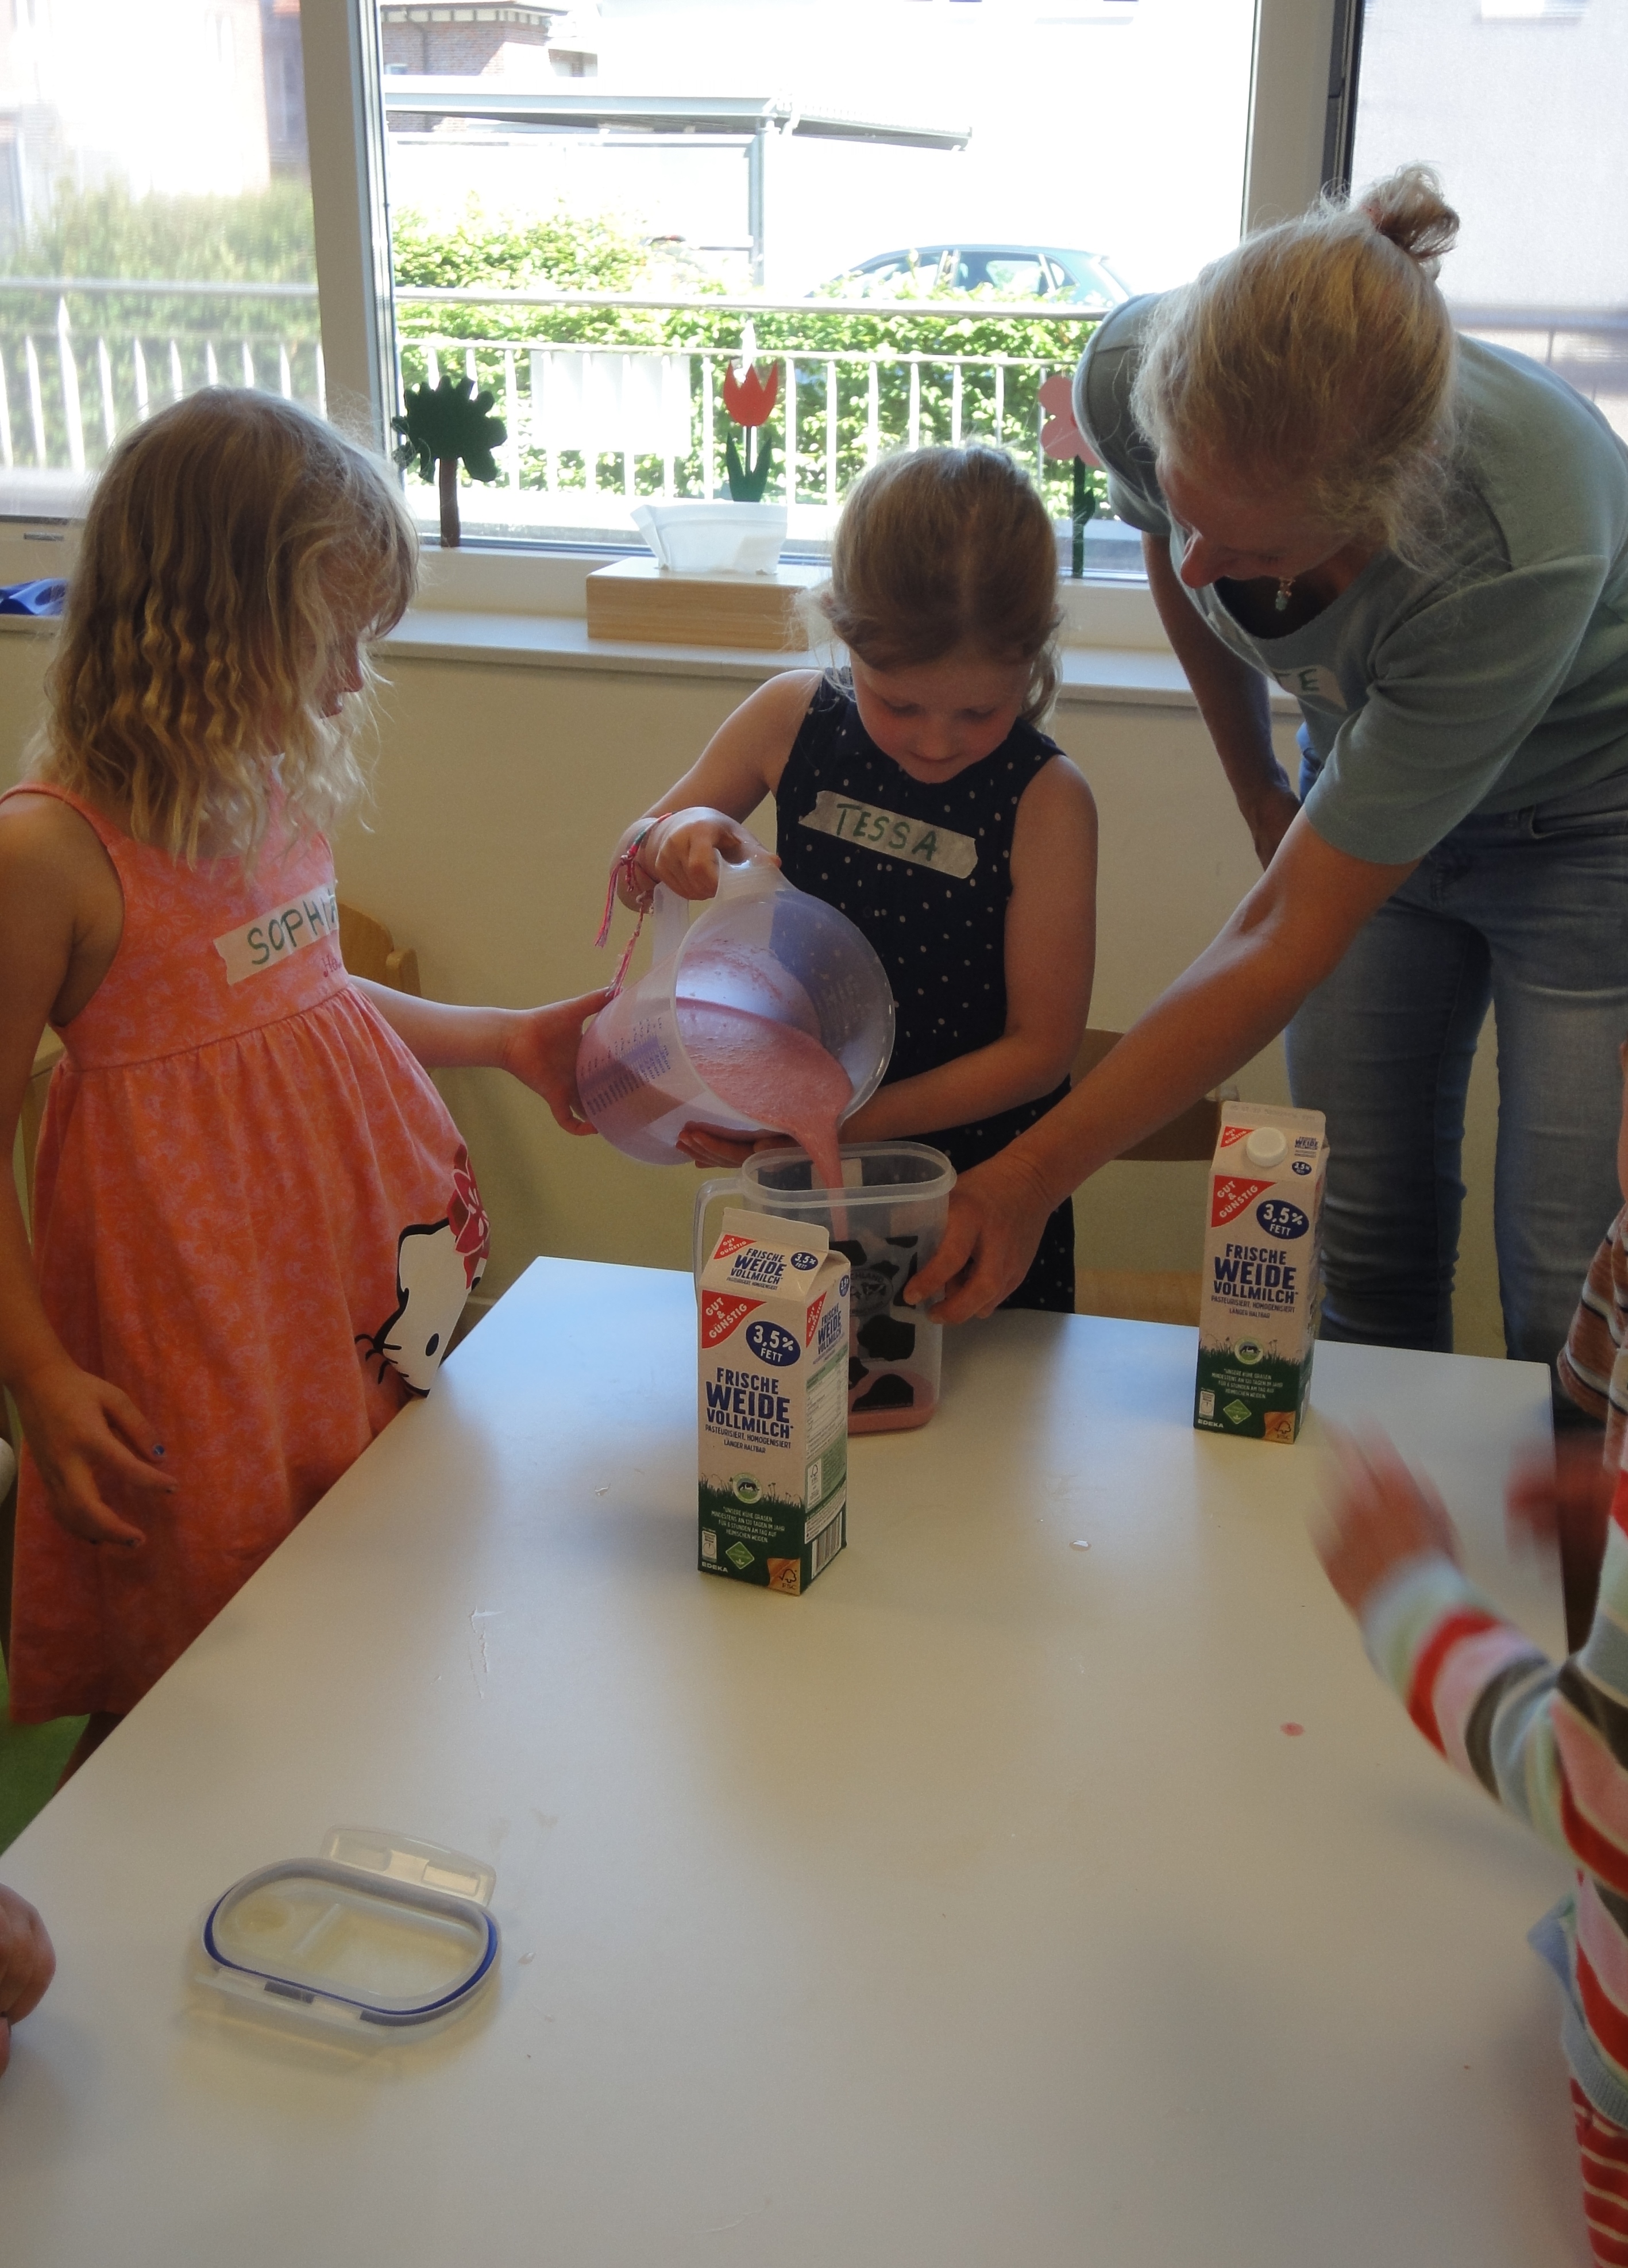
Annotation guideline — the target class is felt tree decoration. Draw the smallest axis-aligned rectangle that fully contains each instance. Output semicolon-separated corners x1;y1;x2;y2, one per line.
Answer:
1038;372;1101;579
391;373;507;549
722;359;779;503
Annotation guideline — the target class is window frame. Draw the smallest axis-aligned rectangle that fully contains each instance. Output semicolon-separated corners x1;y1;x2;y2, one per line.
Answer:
0;0;1345;633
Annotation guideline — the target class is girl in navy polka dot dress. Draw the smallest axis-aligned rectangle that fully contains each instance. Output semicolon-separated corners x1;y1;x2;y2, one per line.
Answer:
612;445;1097;1311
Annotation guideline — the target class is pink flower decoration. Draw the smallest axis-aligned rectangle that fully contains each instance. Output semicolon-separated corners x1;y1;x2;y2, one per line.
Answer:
447;1146;490;1286
1038;371;1099;465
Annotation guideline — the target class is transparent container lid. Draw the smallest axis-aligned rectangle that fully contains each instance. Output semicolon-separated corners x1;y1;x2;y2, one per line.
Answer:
196;1828;500;2035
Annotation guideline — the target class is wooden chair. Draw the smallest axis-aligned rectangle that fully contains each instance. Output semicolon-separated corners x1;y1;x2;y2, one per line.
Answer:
338;900;421;997
1072;1027;1224;1330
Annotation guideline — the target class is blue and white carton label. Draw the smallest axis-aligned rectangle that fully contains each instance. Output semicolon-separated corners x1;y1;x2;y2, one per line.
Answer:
1195;1102;1328;1445
698;1208;850;1592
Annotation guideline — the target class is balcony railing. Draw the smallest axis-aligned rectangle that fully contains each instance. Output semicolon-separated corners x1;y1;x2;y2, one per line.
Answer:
5;279;1626;527
0;279;325;495
0;278;1105;540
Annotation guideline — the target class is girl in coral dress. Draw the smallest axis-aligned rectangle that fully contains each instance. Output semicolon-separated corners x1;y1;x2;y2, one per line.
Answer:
0;389;603;1759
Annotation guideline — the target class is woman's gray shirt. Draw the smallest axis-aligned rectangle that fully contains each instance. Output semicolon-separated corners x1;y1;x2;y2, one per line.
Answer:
1075;294;1628;864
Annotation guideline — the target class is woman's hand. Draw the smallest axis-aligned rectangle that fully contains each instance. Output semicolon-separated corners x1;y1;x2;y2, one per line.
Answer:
636;809;777;903
12;1358;175;1549
905;1149;1057;1322
500;988;610;1134
0;1883;54;2077
1317;1431;1463;1618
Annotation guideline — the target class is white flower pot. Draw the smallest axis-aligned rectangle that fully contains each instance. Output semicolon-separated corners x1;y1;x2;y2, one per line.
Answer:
631;499;789;576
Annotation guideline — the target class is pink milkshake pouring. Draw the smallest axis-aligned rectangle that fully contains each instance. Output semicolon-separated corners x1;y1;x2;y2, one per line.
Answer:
578;853;893;1179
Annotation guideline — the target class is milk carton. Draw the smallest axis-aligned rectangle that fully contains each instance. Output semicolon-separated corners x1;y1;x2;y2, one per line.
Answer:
698;1208;851;1593
1194;1102;1328;1445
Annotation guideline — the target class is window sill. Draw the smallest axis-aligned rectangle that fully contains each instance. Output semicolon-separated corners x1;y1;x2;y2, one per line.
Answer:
380;606;1274;711
1;595;1296;714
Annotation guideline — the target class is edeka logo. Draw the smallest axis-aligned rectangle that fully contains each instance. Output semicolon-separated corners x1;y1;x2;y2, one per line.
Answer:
1210;1176;1274;1227
701;1292;761;1347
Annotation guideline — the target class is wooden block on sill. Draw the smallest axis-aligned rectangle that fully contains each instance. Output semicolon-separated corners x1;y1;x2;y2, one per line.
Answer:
586;557;821;650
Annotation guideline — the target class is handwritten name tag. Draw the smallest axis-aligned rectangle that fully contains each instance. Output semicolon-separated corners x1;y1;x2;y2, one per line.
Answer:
797;790;977;879
214;883;341;985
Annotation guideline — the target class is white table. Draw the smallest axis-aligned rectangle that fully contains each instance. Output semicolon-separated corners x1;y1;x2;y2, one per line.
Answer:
1;1262;1585;2266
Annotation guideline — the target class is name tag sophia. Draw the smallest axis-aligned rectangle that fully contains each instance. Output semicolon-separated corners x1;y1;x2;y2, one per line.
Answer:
214;884;341;985
797;790;978;879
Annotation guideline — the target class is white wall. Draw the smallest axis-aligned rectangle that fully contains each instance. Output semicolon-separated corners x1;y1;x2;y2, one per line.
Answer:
0;619;1507;1354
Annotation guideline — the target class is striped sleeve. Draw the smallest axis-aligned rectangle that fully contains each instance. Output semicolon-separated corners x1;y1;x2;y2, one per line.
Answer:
1363;1471;1628;1876
1559;1211;1628;1469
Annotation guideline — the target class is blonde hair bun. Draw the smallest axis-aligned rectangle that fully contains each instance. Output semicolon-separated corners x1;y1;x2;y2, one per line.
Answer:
1360;162;1460;276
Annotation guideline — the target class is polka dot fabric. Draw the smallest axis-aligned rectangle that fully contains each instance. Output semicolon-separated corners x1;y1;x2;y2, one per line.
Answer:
776;676;1074;1311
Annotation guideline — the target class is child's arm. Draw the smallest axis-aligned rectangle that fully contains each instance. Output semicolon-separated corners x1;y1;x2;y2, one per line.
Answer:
841;754;1098;1145
0;802;176;1549
612;670;821;904
1317;1431;1616;1873
0;1882;54;2076
349;982;611;1135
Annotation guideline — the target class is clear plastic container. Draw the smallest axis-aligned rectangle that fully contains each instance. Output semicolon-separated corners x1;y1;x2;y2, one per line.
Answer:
194;1828;499;2039
579;854;896;1167
696;1141;955;1433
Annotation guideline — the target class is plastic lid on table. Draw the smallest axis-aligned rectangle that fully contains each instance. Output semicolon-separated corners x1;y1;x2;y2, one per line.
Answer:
195;1827;500;2036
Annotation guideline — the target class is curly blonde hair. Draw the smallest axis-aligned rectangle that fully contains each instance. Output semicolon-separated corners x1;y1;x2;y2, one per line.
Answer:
30;387;418;861
1130;164;1462;563
814;445;1061;723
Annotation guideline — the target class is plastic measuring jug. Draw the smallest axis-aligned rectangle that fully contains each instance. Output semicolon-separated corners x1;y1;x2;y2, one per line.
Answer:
579;855;895;1168
695;1142;956;1433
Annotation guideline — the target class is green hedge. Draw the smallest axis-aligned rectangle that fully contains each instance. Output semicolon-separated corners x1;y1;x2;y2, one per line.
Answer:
391;201;1109;516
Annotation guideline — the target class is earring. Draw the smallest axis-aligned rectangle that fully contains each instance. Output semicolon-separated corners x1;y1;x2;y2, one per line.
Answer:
1275;576;1294;614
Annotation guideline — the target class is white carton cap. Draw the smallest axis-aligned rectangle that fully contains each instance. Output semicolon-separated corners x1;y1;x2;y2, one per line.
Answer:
1244;1126;1288;1167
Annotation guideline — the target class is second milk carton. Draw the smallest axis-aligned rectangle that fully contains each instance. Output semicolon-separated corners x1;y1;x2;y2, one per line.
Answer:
697;1208;850;1593
1194;1102;1328;1445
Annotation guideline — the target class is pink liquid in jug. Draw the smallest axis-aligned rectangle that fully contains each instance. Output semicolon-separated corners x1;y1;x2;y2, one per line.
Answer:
676;1000;851;1191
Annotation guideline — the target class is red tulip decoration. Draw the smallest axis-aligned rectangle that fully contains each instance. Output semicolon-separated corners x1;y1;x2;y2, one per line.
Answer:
722;357;780;503
1039;372;1101;579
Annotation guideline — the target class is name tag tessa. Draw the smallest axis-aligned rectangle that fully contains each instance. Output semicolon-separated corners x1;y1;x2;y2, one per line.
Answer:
215;883;341;985
797;790;977;879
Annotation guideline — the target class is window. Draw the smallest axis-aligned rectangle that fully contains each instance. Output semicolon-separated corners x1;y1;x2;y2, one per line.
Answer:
367;0;1259;560
1349;0;1627;442
1;1;1344;595
0;0;317;518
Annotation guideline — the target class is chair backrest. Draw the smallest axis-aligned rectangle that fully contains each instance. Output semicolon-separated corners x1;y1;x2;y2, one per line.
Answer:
338;901;421;997
1074;1028;1221;1164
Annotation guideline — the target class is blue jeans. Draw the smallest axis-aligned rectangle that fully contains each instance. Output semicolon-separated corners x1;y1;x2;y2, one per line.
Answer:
1284;765;1628;1396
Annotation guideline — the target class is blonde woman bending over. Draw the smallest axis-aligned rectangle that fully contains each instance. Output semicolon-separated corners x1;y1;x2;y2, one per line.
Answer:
915;167;1628;1401
0;390;603;1764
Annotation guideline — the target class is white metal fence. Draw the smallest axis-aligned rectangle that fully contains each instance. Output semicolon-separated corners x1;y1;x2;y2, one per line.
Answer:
0;280;1095;525
0;279;325;486
5;280;1626;509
